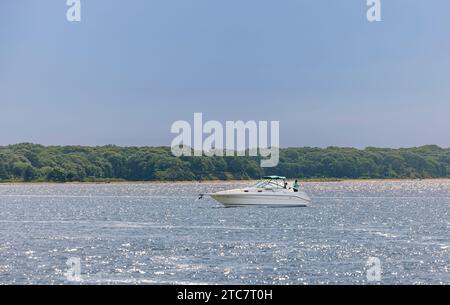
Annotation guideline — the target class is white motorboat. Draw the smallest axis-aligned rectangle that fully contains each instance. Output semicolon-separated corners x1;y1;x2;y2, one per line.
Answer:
203;176;311;207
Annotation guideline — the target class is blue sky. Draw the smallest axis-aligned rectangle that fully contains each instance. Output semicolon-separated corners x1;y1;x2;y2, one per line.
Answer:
1;0;449;148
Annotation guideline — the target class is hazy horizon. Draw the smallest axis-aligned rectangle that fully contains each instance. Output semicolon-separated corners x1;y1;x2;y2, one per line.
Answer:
1;142;448;150
1;1;450;148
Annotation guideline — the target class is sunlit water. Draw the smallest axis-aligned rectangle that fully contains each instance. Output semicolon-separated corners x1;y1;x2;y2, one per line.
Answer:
0;180;449;284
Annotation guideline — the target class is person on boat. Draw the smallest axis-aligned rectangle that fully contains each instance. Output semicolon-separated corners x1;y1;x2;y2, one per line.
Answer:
284;181;288;189
293;179;299;192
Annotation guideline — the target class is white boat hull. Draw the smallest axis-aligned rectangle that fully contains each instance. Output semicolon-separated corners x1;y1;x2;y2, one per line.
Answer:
210;190;311;207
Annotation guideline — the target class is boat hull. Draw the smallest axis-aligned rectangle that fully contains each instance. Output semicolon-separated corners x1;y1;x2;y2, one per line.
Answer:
210;192;310;207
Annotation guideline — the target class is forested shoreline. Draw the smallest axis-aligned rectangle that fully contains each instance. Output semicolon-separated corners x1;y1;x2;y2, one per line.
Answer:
0;143;449;182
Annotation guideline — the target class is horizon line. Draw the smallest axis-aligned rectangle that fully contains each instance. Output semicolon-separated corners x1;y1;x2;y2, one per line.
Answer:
0;143;448;150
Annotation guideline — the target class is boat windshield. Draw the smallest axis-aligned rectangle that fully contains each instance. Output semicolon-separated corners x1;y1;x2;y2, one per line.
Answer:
254;179;285;189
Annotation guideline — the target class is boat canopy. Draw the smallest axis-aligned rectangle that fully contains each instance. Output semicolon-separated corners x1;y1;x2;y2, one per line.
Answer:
255;176;287;189
262;175;286;180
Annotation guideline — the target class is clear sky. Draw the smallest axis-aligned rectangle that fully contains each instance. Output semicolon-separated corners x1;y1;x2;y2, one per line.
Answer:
1;0;449;148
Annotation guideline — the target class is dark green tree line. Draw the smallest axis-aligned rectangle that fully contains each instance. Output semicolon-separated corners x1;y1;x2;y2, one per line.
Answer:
0;143;448;182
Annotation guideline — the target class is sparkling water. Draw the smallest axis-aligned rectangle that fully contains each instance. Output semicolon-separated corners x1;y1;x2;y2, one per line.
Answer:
0;180;449;284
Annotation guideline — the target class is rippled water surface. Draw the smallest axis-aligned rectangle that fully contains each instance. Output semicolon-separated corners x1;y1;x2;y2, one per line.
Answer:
0;180;449;284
